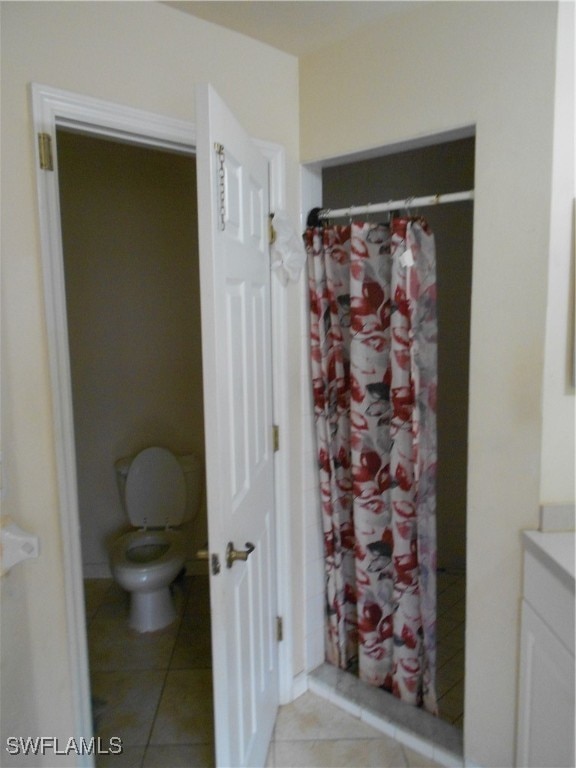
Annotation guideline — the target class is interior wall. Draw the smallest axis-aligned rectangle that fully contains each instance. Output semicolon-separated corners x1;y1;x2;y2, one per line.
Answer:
1;3;301;758
299;4;559;766
57;131;206;576
322;137;475;571
539;0;576;506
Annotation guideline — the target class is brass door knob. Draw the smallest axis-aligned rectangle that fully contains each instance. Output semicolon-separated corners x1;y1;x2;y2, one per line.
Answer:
226;541;255;569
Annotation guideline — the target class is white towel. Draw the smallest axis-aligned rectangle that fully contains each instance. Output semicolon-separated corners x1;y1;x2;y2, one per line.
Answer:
270;210;306;286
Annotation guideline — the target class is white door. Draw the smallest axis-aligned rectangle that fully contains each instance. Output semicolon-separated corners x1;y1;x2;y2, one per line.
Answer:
195;84;279;768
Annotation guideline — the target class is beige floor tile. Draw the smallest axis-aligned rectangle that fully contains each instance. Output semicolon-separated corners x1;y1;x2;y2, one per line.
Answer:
274;692;390;743
88;601;180;672
403;745;445;767
85;577;454;765
184;576;211;617
170;619;212;669
143;743;215;767
274;737;407;768
96;744;146;768
149;669;214;745
91;670;166;747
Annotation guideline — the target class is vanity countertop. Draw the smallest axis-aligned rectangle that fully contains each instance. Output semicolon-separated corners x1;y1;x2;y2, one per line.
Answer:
522;530;575;593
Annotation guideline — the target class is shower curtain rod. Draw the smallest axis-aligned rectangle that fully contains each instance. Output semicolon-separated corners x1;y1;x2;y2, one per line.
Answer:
316;189;474;220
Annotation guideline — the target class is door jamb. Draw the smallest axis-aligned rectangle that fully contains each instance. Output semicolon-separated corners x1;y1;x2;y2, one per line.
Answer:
30;83;293;753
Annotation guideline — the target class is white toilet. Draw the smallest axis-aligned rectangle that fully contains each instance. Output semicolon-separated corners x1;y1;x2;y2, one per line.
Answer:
109;446;201;633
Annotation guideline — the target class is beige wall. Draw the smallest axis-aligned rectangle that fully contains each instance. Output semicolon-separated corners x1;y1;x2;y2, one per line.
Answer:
539;0;576;504
0;3;300;762
58;131;206;573
300;3;561;766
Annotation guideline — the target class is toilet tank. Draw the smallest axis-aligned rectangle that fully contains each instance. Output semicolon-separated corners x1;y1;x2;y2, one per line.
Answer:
115;449;203;524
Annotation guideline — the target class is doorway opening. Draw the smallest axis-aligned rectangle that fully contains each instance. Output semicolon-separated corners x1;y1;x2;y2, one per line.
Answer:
56;129;215;762
304;133;474;748
33;83;291;767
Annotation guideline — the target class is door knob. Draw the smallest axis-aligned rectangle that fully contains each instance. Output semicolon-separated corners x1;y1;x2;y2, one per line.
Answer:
226;541;255;569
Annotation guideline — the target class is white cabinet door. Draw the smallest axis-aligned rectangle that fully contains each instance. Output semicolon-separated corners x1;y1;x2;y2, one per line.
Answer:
196;83;279;768
517;600;575;768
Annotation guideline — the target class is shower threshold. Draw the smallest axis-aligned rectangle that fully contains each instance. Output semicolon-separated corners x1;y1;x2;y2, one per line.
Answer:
308;663;463;767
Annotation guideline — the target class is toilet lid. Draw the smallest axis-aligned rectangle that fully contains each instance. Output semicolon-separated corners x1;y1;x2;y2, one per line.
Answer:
125;447;186;528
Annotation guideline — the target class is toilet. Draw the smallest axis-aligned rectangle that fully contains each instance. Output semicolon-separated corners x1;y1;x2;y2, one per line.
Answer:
109;446;201;633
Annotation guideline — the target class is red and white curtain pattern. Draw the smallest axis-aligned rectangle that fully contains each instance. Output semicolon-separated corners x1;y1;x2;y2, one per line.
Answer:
306;218;438;714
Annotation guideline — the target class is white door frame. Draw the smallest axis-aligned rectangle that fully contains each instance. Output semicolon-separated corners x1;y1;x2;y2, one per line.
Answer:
30;83;294;758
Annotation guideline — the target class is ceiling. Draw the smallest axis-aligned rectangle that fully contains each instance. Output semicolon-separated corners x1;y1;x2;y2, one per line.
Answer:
164;1;423;57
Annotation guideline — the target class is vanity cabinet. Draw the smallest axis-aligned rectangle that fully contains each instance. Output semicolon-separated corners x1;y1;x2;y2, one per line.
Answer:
516;532;575;768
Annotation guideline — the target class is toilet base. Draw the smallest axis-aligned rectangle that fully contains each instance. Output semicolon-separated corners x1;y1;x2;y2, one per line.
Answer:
129;586;176;633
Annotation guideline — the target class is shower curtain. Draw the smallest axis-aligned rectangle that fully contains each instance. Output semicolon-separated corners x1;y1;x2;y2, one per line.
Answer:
306;217;438;714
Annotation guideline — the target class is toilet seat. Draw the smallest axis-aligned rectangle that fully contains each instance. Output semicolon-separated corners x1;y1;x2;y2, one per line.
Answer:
110;529;185;572
125;447;186;528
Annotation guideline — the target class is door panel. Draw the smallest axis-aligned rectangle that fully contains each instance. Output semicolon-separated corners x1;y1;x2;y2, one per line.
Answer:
196;83;278;768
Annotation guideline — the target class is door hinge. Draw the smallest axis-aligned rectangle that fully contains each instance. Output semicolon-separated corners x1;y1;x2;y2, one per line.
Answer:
269;214;276;246
272;424;280;453
276;616;283;642
38;132;54;171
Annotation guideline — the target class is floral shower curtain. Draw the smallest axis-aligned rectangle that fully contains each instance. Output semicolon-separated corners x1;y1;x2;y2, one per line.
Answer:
306;217;438;714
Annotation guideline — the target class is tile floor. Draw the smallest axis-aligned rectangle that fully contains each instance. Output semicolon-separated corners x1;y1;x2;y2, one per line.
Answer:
269;690;444;768
85;574;213;768
436;570;465;727
84;573;462;767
